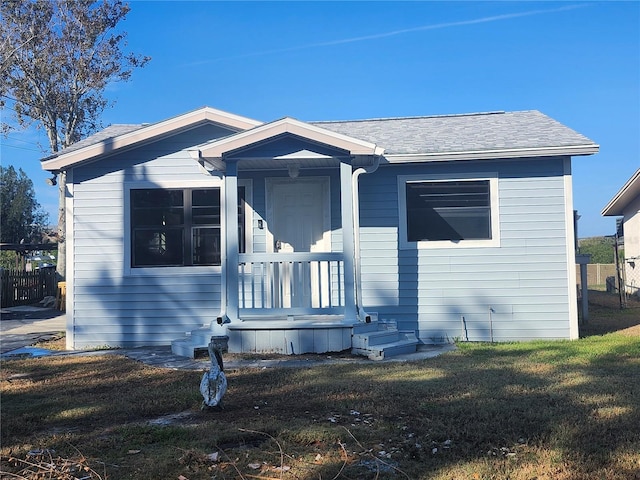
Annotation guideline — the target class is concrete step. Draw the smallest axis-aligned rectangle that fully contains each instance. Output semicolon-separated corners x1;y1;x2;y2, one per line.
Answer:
352;319;397;335
171;327;212;359
352;334;420;360
188;327;215;346
351;322;379;334
171;338;198;358
351;329;403;349
351;323;419;360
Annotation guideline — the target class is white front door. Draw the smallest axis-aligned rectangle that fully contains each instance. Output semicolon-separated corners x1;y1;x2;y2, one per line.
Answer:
266;177;331;308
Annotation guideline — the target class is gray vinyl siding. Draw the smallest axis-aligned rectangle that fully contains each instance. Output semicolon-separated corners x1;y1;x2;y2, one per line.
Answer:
358;157;573;342
69;125;575;348
69;125;231;348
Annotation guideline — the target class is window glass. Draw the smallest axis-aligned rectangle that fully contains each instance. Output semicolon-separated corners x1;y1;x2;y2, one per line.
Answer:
131;190;184;227
192;189;220;225
133;229;184;266
406;180;491;242
131;187;245;268
192;227;221;265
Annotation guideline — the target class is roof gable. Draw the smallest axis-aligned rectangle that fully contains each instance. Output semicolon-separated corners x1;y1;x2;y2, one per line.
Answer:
193;117;384;160
224;134;353;160
41;107;262;171
602;168;640;216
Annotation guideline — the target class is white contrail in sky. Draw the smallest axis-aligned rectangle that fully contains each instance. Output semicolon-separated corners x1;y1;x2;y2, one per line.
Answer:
188;3;589;65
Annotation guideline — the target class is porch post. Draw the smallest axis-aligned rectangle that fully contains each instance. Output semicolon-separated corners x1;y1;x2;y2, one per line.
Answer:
225;159;239;322
340;160;357;320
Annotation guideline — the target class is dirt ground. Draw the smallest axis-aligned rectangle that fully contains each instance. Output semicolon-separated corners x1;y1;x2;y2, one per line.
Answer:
581;289;640;337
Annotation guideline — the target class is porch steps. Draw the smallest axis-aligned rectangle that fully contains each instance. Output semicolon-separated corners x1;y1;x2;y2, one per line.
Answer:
171;327;225;359
171;320;420;360
351;321;419;360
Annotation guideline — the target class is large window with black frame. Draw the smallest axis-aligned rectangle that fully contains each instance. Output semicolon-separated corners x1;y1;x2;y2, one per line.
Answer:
131;187;245;267
405;179;492;242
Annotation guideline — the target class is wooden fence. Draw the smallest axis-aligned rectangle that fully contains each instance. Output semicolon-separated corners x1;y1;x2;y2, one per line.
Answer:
0;268;58;308
575;264;616;289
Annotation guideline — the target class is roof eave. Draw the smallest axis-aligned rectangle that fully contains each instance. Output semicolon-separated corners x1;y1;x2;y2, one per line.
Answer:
382;144;600;164
601;168;640;217
195;117;383;159
41;107;263;172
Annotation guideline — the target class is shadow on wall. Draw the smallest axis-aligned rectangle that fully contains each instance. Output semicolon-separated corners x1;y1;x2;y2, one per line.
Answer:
360;240;544;344
73;163;220;349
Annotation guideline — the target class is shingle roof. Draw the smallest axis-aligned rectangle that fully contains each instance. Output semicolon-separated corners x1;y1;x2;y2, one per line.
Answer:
42;108;598;167
42;124;144;161
311;110;596;155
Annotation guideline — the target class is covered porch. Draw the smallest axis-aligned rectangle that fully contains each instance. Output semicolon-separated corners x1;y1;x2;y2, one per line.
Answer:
201;118;383;327
172;118;382;355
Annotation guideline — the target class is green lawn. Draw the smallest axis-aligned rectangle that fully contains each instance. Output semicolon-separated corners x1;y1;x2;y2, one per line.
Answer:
2;292;639;480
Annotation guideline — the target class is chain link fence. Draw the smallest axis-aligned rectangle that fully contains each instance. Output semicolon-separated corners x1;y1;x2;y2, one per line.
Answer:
623;256;640;299
575;262;640;310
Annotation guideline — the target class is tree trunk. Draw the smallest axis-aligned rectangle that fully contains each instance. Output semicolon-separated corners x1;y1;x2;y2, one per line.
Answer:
56;171;66;280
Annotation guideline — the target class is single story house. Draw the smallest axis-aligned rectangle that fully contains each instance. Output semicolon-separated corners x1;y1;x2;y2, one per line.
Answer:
41;107;599;358
602;168;640;297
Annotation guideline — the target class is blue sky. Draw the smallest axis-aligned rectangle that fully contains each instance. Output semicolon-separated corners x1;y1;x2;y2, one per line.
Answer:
1;1;638;238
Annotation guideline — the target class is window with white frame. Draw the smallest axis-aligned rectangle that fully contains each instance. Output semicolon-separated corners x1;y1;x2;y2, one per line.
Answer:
130;187;246;267
399;175;499;248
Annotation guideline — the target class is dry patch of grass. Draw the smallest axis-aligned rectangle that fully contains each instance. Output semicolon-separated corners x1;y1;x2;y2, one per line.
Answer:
581;290;640;337
3;299;639;480
4;448;106;479
34;334;67;351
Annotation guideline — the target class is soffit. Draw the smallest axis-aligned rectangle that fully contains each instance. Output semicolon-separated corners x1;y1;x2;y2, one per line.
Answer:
602;168;640;216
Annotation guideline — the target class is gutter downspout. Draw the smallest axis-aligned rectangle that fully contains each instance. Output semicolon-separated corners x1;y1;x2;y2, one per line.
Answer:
352;154;381;322
190;149;228;331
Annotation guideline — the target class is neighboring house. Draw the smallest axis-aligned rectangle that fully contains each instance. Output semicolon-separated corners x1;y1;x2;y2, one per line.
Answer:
41;107;599;358
602;168;640;297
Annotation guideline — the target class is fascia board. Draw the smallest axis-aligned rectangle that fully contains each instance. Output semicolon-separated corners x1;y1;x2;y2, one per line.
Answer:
601;168;640;216
382;144;600;164
41;107;262;171
198;117;382;158
198;106;262;130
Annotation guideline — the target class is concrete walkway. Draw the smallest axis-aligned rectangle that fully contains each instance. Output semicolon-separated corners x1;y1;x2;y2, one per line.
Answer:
0;305;66;354
118;343;457;370
1;305;456;368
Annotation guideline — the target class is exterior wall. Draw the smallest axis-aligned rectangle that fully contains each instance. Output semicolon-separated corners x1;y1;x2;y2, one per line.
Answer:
68;124;579;349
358;156;575;342
622;195;640;294
68;125;232;348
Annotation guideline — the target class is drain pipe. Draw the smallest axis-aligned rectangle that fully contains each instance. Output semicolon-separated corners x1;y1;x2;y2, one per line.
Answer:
190;149;228;331
352;154;381;322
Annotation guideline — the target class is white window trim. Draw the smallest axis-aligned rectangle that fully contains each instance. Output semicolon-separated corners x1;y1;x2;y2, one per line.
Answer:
398;173;500;250
124;178;253;276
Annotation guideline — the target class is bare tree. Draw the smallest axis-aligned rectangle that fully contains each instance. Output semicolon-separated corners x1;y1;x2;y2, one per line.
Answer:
1;0;149;278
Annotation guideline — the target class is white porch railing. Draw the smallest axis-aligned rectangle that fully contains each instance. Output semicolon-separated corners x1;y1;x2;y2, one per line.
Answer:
238;252;345;315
